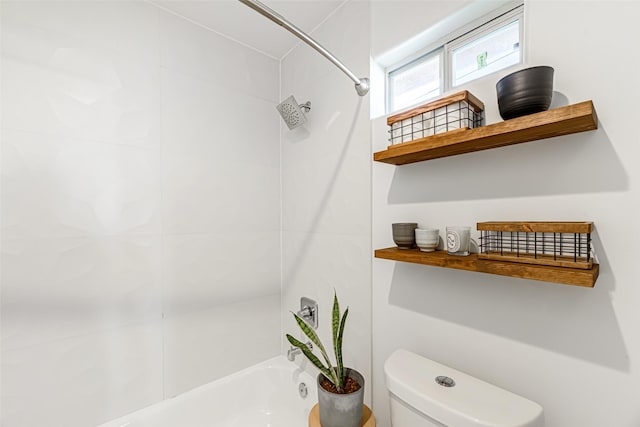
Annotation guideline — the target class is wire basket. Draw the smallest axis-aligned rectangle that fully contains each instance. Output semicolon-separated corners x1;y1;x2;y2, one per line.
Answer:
477;222;594;269
387;91;485;146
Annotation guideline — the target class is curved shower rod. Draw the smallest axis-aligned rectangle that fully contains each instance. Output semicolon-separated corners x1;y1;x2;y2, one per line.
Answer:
238;0;370;96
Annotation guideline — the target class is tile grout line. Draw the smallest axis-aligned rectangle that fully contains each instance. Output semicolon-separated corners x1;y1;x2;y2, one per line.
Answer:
144;0;279;61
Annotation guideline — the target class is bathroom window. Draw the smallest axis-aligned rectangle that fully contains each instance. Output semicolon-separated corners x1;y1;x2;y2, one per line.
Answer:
388;49;443;113
387;3;524;113
448;12;522;87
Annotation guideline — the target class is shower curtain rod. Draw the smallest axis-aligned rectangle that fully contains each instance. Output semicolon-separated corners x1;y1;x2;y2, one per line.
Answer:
237;0;369;96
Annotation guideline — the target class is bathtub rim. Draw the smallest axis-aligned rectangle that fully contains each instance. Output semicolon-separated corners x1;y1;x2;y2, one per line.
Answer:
96;355;316;427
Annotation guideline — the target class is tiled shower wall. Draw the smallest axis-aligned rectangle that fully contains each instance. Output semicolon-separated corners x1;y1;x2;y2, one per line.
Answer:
280;0;372;404
0;2;281;426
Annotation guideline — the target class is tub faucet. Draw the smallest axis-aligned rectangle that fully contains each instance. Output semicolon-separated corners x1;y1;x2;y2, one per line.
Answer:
287;341;313;361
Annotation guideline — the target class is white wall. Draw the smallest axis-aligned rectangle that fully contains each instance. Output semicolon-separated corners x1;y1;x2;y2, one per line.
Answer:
370;0;472;61
280;0;372;404
0;1;280;426
372;1;640;426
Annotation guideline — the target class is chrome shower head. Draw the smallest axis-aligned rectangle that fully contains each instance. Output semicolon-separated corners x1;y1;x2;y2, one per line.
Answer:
276;95;311;130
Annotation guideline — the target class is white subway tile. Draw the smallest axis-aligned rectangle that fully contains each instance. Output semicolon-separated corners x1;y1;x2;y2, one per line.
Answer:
1;130;161;239
1;321;163;427
1;52;160;148
162;231;280;316
0;0;160;65
160;69;279;234
159;11;278;103
1;235;162;350
160;68;279;169
163;294;280;397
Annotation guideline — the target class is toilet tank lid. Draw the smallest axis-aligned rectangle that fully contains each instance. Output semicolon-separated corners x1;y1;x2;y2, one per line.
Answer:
384;349;544;427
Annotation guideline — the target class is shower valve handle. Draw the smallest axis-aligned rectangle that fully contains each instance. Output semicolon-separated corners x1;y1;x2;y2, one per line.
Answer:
297;297;318;329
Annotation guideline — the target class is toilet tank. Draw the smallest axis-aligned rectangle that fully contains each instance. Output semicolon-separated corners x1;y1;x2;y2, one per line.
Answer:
384;349;544;427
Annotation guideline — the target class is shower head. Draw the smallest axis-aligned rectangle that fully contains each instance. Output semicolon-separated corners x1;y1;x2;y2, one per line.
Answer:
276;95;311;130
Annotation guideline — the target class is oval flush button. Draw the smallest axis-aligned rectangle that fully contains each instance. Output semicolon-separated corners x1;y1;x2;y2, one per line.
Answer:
435;376;456;387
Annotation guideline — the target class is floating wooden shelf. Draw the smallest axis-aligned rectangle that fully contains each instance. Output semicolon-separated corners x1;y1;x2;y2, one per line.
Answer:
374;247;599;287
374;101;597;165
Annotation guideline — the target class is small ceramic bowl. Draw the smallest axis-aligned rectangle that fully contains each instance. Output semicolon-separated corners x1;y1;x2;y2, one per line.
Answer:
415;228;439;252
392;223;418;249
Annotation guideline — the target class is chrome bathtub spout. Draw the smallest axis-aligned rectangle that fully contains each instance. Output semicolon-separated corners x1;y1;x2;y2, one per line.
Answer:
287;341;312;361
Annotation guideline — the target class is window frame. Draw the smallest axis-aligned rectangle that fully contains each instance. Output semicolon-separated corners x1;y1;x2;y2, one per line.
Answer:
386;3;525;114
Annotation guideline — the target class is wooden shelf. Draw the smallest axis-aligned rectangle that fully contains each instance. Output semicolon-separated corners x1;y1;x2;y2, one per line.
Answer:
374;247;599;287
374;101;597;165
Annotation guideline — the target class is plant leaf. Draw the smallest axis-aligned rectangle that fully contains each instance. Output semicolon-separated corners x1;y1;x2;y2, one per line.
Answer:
286;334;332;379
332;291;339;350
332;292;342;388
291;312;339;385
335;306;349;390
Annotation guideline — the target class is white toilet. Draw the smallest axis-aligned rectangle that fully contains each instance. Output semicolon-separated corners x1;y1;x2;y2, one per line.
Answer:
384;349;544;427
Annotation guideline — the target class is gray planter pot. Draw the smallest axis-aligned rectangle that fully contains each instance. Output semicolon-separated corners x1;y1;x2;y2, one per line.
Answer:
317;368;364;427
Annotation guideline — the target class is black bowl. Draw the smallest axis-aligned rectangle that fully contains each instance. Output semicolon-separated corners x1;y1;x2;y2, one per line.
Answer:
496;66;554;120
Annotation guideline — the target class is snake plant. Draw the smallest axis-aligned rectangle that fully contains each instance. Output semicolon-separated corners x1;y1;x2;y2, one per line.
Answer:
286;292;349;392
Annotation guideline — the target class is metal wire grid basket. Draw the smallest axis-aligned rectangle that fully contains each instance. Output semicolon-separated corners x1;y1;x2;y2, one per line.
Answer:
477;222;594;269
387;91;485;146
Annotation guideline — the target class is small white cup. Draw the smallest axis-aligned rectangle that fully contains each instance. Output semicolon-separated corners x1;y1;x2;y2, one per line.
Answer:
415;228;439;252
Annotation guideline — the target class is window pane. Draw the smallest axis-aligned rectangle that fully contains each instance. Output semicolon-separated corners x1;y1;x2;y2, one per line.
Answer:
389;53;441;112
452;19;520;87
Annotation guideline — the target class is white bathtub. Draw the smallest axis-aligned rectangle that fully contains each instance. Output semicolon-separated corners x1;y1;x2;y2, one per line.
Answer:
98;356;317;427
